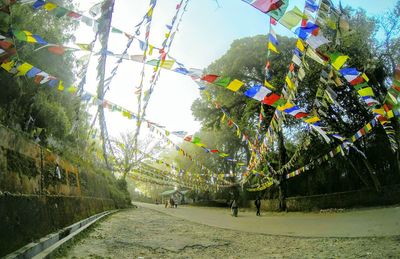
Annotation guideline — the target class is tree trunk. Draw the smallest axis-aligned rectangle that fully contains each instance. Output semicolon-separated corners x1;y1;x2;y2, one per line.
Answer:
392;119;400;176
361;158;382;192
277;129;287;211
345;156;370;188
97;0;115;169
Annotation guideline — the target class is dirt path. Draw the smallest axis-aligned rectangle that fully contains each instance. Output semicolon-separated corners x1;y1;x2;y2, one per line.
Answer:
136;202;400;237
58;206;400;258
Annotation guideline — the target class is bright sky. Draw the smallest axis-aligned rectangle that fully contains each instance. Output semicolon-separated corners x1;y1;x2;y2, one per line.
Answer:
73;0;398;139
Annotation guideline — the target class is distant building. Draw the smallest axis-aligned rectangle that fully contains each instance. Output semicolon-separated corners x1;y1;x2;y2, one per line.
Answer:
160;189;189;204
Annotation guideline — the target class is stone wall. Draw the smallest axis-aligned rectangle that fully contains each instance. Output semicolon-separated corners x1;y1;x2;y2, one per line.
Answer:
245;185;400;212
0;194;117;256
0;124;81;196
0;125;129;256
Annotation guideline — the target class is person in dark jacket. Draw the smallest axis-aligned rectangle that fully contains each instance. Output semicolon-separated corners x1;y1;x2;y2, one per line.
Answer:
231;199;238;217
255;197;261;216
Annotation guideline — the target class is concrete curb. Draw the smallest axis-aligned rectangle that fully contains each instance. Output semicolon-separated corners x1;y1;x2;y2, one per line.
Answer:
4;210;118;259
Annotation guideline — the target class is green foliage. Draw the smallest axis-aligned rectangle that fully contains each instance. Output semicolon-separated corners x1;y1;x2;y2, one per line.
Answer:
188;2;400;201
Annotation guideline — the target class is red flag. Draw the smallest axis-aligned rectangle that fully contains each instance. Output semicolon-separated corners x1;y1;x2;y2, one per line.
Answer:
350;76;364;86
201;74;219;83
184;135;193;142
294;112;308;119
252;0;283;13
67;11;81;18
48;46;65;55
34;75;44;84
270;17;277;25
289;63;295;72
262;93;280;105
265;60;270;70
0;40;13;50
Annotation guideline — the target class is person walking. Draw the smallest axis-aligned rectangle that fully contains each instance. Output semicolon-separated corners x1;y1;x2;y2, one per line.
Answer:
231;199;238;217
255;197;261;216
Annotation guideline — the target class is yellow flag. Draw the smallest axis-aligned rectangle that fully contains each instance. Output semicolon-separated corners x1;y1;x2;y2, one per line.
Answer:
44;3;57;11
366;123;372;131
226;79;244;92
264;80;276;90
57;81;65;91
358;87;374;97
148;45;154;55
332;55;349;70
268;42;279;54
387;110;394;118
372;108;385;116
304;116;320;123
296;39;305;52
76;44;91;51
362;73;369;82
160;60;175;69
16;63;33;76
26;36;37;43
1;60;15;72
147;8;153;17
278;102;294;111
285;75;295;90
220;113;226;123
67;86;77;93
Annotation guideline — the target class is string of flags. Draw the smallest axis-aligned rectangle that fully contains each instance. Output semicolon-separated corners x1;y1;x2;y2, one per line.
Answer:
285;116;379;179
138;149;232;187
245;0;331;177
285;67;400;179
0;36;246;179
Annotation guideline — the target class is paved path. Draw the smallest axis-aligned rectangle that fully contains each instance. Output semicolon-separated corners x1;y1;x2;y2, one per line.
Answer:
135;202;400;237
58;206;400;258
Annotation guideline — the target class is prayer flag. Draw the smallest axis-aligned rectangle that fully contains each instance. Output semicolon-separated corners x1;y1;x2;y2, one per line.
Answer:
262;93;280;105
304;116;320;123
44;2;57;11
285;75;295;89
48;46;65;55
329;52;349;70
160;60;174;69
67;11;81;18
1;60;15;72
296;39;305;52
243;0;283;13
306;32;330;49
269;0;289;20
76;43;92;51
269;28;279;46
227;79;244;91
244;85;271;101
26;67;41;78
33;0;45;9
278;102;294;111
214;76;231;87
305;0;319;12
201;74;218;83
279;7;303;29
16;62;33;76
292;54;302;66
264;80;275;90
53;6;68;17
268;41;279;53
357;87;374;97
